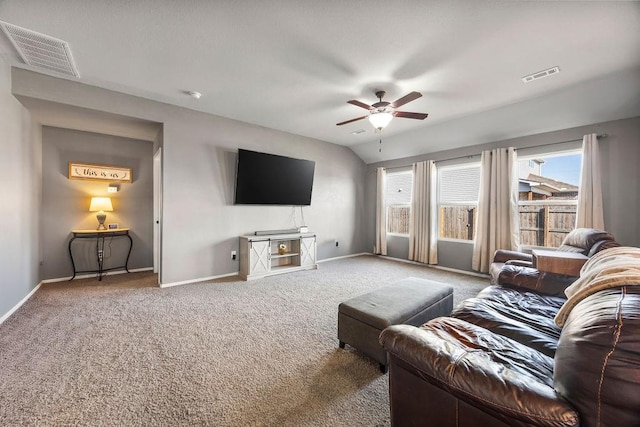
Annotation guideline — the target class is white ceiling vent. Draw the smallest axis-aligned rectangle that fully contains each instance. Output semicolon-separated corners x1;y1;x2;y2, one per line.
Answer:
521;66;560;83
0;21;80;78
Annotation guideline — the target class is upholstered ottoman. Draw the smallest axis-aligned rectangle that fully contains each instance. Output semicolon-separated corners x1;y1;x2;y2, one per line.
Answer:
338;277;453;373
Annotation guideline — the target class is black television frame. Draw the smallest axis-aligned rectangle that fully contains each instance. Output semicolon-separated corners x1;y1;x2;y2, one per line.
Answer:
234;149;315;206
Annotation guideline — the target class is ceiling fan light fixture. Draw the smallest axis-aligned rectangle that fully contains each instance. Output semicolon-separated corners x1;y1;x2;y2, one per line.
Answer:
337;90;427;129
368;110;393;130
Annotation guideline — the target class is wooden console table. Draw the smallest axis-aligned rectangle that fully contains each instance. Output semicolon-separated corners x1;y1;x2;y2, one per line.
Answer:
68;228;133;281
532;249;588;276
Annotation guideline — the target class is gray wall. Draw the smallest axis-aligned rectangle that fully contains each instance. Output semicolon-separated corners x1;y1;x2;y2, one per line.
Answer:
41;127;153;280
386;235;410;260
12;69;368;285
159;109;367;283
0;60;41;319
367;115;640;272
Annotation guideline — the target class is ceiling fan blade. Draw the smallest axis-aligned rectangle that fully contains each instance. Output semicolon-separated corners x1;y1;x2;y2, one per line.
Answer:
391;91;422;108
394;111;429;120
336;115;368;126
347;100;372;110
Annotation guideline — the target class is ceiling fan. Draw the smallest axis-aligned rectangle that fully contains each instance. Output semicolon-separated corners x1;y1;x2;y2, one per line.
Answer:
336;90;428;130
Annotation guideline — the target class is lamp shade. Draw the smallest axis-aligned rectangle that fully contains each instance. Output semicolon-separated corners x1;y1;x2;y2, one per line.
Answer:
89;197;113;212
368;111;394;130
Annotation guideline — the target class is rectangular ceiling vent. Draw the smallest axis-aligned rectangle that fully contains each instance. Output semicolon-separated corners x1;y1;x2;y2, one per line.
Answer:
521;66;560;83
0;21;80;78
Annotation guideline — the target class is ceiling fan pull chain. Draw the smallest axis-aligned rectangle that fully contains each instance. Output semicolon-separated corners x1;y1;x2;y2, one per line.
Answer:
379;130;383;153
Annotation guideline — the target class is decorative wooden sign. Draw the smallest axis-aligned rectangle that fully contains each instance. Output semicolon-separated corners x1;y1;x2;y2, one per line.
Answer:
68;162;132;183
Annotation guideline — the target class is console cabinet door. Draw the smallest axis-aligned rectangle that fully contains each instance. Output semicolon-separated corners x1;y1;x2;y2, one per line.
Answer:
300;236;316;267
249;239;270;275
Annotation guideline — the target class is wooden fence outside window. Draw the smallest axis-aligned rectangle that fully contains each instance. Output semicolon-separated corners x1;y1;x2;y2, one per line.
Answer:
439;205;476;240
518;204;576;247
433;204;577;247
387;205;410;235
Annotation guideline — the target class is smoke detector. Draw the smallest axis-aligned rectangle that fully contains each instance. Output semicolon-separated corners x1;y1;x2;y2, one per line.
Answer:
521;66;560;83
0;21;80;78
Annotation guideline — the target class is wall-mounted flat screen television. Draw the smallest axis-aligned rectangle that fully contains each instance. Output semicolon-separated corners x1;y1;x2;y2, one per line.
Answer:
234;149;315;205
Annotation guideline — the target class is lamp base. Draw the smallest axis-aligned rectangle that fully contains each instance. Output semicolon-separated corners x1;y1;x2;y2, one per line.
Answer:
96;213;107;230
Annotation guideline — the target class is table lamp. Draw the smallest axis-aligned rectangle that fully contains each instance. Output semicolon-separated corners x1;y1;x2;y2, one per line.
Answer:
89;197;113;230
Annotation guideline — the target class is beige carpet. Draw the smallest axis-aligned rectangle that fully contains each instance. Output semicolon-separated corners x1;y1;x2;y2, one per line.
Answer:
0;255;488;426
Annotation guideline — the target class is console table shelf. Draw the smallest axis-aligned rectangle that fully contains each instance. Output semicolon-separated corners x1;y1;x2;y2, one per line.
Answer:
271;252;300;259
239;232;317;280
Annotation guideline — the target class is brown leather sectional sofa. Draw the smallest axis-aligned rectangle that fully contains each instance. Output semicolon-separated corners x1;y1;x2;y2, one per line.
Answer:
380;242;640;426
489;228;620;287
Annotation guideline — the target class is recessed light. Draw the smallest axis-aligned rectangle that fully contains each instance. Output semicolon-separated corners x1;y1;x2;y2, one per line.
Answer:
187;91;202;99
351;129;367;135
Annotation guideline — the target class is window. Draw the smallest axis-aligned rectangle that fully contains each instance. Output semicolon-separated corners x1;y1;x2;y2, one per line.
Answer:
437;164;480;241
385;170;413;235
517;150;582;248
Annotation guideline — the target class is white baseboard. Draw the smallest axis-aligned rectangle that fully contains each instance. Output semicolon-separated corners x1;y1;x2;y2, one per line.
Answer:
42;267;155;284
0;281;43;325
161;254;374;287
163;253;374;286
378;255;490;279
160;271;239;288
317;252;372;263
128;267;155;273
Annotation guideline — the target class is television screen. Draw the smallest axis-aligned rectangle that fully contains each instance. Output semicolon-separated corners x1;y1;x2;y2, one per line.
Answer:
234;149;315;205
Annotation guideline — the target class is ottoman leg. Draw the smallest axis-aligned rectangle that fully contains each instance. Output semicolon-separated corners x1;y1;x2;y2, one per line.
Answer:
339;341;345;349
380;363;388;374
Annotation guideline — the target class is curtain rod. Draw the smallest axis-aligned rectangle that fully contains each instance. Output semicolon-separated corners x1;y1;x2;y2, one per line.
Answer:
436;133;608;164
521;133;607;151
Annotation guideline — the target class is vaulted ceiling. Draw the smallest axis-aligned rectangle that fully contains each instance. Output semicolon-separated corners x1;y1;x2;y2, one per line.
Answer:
1;1;639;163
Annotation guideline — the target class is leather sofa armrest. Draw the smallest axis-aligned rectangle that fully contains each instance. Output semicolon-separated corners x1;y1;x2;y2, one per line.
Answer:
497;265;577;297
492;249;533;264
380;321;579;426
505;259;533;267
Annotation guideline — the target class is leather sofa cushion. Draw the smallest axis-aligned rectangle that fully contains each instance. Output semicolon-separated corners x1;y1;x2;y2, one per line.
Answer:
451;285;565;357
554;286;640;426
497;265;578;297
380;318;579;426
558;228;615;255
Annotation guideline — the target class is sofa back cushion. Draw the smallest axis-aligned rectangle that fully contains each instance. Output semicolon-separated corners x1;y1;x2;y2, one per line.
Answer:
557;228;616;255
554;286;640;427
451;285;565;357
